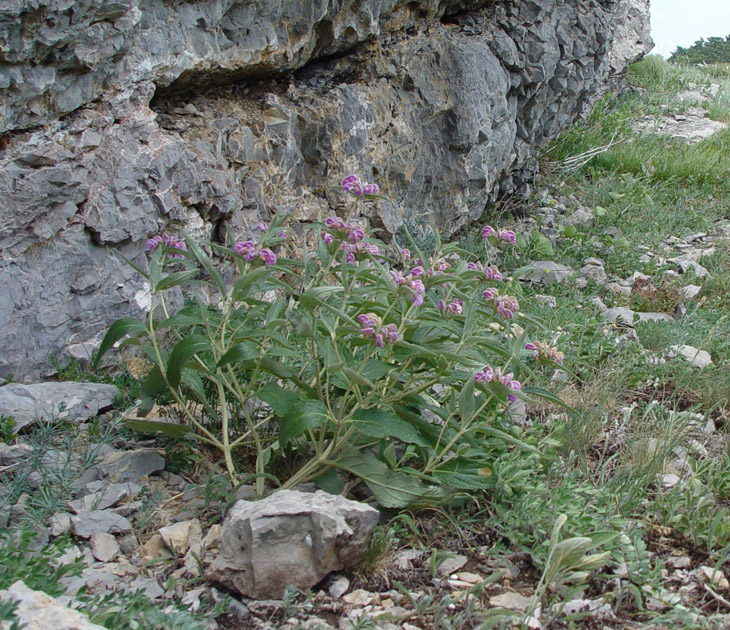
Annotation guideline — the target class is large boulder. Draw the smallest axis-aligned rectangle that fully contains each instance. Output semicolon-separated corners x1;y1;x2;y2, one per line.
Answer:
0;0;653;378
207;490;380;599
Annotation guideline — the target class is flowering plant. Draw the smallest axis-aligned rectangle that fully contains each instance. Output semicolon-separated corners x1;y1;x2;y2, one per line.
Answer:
96;176;563;507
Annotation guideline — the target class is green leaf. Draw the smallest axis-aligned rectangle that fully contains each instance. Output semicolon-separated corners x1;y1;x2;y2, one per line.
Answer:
139;365;168;416
342;367;375;388
216;342;259;368
521;386;573;411
257;383;329;447
531;231;555;258
313;468;344;494
123;419;193;439
154;269;200;292
563;224;578;239
352;409;429;447
335;451;437;508
515;232;529;252
94;318;147;367
458;378;476;424
167;335;211;388
184;236;226;296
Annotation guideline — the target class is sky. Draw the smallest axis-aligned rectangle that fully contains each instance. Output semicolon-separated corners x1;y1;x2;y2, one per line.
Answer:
651;0;730;58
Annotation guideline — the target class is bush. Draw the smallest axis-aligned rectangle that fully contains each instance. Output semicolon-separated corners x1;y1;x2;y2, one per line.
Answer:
97;176;563;508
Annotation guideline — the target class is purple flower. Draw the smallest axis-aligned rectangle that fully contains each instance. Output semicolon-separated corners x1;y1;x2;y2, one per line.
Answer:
233;240;257;261
401;248;411;260
481;225;496;239
384;324;399;343
409;266;424;277
390;270;406;285
485;265;502;280
259;248;277;266
467;261;483;272
277;230;287;239
255;222;267;231
439;299;447;311
474;366;494;383
323;232;334;245
347;225;365;243
498;229;516;245
326;216;346;230
483;288;499;300
364;183;380;196
342;175;361;192
474;365;521;401
525;340;564;365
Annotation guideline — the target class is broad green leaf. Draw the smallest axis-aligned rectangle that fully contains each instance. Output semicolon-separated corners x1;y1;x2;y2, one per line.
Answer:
257;383;329;447
360;360;396;382
563;224;578;239
139;365;168;416
313;467;344;494
335;451;437;509
216;342;259;368
531;231;554;258
352;409;429;447
94;318;147;366
124;419;193;439
167;335;211;388
515;232;529;251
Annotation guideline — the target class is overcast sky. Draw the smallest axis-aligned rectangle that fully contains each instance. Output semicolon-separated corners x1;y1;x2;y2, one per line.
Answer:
651;0;730;58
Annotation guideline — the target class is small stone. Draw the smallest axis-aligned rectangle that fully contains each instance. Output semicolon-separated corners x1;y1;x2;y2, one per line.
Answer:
95;449;165;483
328;575;350;599
666;345;712;368
71;510;132;538
564;207;594;227
489;591;533;612
455;572;483;584
90;531;120;562
342;589;373;606
142;533;172;561
698;566;729;590
68;482;141;513
589;296;607;311
680;285;702;301
158;518;202;555
519;261;575;285
437;554;468;576
666;556;691;570
660;473;680;489
128;577;165;599
50;512;73;537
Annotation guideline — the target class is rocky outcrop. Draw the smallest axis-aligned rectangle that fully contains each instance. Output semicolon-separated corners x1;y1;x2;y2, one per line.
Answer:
0;0;652;378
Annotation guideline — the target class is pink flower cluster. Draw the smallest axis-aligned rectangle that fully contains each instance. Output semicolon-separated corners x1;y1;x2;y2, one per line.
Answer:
145;233;186;258
342;174;380;197
474;366;521;402
439;298;463;314
358;312;399;348
322;217;379;262
481;225;516;246
483;288;519;319
467;261;503;280
525;341;564;365
390;266;426;306
233;240;277;266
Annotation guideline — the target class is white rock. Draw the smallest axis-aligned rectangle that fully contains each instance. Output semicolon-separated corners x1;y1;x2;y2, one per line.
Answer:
158;518;202;555
667;345;712;369
0;580;108;629
489;591;532;612
90;531;120;562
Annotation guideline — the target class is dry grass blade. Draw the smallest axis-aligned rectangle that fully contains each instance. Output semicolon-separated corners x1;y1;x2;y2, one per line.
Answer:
548;129;622;172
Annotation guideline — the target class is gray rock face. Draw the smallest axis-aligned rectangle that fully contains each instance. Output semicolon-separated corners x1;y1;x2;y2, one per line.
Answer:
71;509;133;538
94;449;166;483
207;490;380;599
0;0;652;378
0;382;118;430
0;580;108;630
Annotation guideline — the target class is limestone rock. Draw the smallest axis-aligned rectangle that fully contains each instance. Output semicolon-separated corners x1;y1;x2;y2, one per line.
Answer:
519;261;575;285
94;449;165;483
158;519;202;555
71;510;132;538
667;345;712;369
0;580;107;630
0;0;653;379
207;490;379;599
90;531;120;562
0;382;117;431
